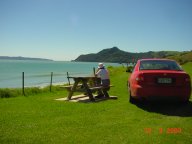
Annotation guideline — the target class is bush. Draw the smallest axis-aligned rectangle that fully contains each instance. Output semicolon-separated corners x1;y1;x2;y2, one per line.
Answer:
126;66;134;73
0;85;66;98
0;88;21;98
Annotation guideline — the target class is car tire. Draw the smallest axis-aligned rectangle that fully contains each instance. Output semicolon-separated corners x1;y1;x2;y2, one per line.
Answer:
128;83;136;103
129;91;137;104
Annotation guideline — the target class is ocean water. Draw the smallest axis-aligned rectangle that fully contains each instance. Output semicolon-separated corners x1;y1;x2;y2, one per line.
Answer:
0;60;119;88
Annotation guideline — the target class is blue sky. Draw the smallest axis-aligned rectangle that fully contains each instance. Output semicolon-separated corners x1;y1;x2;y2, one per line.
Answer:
0;0;192;61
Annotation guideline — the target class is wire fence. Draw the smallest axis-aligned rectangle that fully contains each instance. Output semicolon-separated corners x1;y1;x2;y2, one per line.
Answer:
21;68;96;95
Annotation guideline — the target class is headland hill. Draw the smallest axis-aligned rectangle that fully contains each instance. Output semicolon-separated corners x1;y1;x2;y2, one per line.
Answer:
0;56;53;61
74;47;192;64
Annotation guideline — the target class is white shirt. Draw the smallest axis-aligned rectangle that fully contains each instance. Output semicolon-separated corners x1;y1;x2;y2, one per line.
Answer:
96;68;109;80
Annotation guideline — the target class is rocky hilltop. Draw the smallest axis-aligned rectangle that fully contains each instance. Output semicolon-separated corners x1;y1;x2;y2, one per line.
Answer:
74;47;183;63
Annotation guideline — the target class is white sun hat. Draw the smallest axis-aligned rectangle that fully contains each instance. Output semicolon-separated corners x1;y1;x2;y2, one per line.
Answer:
98;63;104;68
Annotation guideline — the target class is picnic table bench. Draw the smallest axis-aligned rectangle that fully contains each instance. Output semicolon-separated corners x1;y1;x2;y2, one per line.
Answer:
89;85;113;91
60;84;83;92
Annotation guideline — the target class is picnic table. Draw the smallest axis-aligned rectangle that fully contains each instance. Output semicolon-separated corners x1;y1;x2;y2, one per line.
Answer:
60;76;112;101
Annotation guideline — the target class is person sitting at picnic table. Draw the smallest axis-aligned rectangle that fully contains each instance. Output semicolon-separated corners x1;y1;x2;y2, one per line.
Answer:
95;63;110;98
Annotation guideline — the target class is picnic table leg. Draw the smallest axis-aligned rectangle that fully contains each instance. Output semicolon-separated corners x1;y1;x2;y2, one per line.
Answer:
67;80;79;100
82;80;95;101
94;78;103;97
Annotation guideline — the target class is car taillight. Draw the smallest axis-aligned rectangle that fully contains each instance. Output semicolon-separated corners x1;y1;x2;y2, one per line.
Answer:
135;74;144;84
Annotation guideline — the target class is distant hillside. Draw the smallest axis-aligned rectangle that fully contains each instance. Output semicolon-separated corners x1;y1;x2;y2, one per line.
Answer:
167;51;192;64
74;47;183;63
0;56;53;61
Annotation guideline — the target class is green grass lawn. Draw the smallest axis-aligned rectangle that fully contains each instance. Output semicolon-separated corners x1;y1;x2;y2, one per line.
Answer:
0;63;192;144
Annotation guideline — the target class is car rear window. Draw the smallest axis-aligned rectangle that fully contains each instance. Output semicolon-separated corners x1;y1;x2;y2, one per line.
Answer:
139;60;182;71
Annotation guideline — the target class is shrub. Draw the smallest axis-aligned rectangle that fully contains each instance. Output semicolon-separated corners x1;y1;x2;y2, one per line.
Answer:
0;88;21;98
126;66;134;73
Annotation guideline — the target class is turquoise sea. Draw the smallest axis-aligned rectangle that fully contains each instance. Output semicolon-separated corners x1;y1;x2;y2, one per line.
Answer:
0;60;119;88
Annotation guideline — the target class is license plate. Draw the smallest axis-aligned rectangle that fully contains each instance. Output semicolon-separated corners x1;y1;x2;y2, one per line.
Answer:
157;78;172;84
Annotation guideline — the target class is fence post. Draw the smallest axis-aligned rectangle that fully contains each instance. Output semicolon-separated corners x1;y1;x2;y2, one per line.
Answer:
22;72;25;96
93;67;96;75
50;72;53;92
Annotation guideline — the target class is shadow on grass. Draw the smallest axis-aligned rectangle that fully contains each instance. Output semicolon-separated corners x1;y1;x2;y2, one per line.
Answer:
135;101;192;117
79;96;118;103
55;95;118;103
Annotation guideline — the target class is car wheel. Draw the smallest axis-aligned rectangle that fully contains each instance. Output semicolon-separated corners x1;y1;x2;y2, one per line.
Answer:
128;83;136;103
129;90;137;104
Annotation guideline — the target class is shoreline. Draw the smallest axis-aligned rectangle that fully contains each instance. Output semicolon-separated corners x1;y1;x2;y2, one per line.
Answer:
0;81;69;89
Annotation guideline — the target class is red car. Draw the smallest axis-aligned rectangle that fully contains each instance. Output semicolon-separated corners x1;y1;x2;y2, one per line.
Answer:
128;59;191;103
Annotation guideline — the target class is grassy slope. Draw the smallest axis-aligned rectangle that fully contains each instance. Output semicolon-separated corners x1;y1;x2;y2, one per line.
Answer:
167;52;192;64
0;64;192;144
182;62;192;80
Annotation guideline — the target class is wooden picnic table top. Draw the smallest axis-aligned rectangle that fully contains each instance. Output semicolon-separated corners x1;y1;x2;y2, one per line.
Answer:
68;76;99;79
